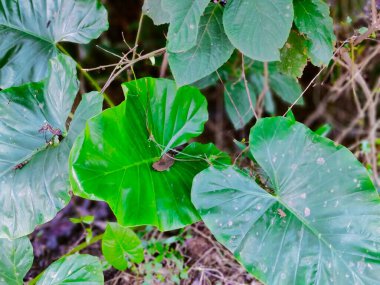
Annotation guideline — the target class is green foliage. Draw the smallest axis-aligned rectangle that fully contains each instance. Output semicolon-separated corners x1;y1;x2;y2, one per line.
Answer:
142;0;170;25
294;0;336;66
36;254;104;285
163;0;210;52
0;0;109;88
278;31;309;78
167;4;234;86
0;55;103;239
70;78;230;231
224;79;256;130
102;223;144;270
192;117;380;284
223;0;293;62
0;237;33;285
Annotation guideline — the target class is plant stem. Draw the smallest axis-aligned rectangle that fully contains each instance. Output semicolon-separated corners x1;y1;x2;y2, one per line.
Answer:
28;233;104;285
56;44;115;107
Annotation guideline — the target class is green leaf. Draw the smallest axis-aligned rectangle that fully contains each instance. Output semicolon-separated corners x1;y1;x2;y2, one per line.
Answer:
69;78;230;231
0;0;109;88
277;30;309;78
142;0;170;25
162;0;210;52
224;79;256;130
168;4;234;86
269;72;304;105
0;237;33;285
36;254;104;285
294;0;336;66
102;223;144;270
315;123;332;137
223;0;293;62
193;117;380;284
0;55;103;239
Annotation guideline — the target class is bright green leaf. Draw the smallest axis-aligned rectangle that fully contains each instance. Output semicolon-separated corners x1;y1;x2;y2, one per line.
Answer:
193;117;380;284
162;0;210;52
69;78;230;231
36;254;104;285
102;223;144;270
315;123;332;137
0;0;109;88
277;30;309;78
223;0;293;62
0;55;103;239
142;0;170;25
168;4;234;86
294;0;336;66
0;237;33;285
224;79;256;130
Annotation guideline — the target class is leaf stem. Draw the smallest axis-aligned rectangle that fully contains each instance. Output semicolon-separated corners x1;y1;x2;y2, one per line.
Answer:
56;44;115;107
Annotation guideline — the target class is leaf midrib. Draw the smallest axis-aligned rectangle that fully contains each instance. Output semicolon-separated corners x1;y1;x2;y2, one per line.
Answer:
0;23;54;45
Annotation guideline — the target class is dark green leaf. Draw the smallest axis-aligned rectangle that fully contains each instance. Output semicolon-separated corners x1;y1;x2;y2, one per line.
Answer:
0;237;33;285
102;223;144;270
277;30;309;78
0;55;103;239
223;0;293;61
269;73;304;105
224;79;256;130
69;78;230;231
36;254;104;285
0;0;109;88
168;4;234;86
193;117;380;284
294;0;336;66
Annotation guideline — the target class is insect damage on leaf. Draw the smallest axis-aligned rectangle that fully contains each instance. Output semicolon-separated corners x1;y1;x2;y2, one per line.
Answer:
277;209;286;218
13;160;29;170
152;154;175;172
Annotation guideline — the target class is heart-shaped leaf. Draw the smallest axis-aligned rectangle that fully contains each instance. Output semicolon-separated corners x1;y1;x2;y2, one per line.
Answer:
70;77;230;231
102;223;144;271
192;117;380;284
162;0;210;52
0;237;33;285
168;4;234;86
36;254;104;285
223;0;293;62
294;0;336;66
0;55;103;239
0;0;108;88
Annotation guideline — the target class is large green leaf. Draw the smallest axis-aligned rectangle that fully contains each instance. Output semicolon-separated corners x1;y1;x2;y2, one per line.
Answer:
142;0;170;25
224;79;257;130
0;55;103;239
294;0;336;66
168;4;234;86
70;78;230;231
0;237;33;285
192;117;380;284
0;0;108;88
36;254;104;285
223;0;293;62
102;222;144;271
162;0;210;52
